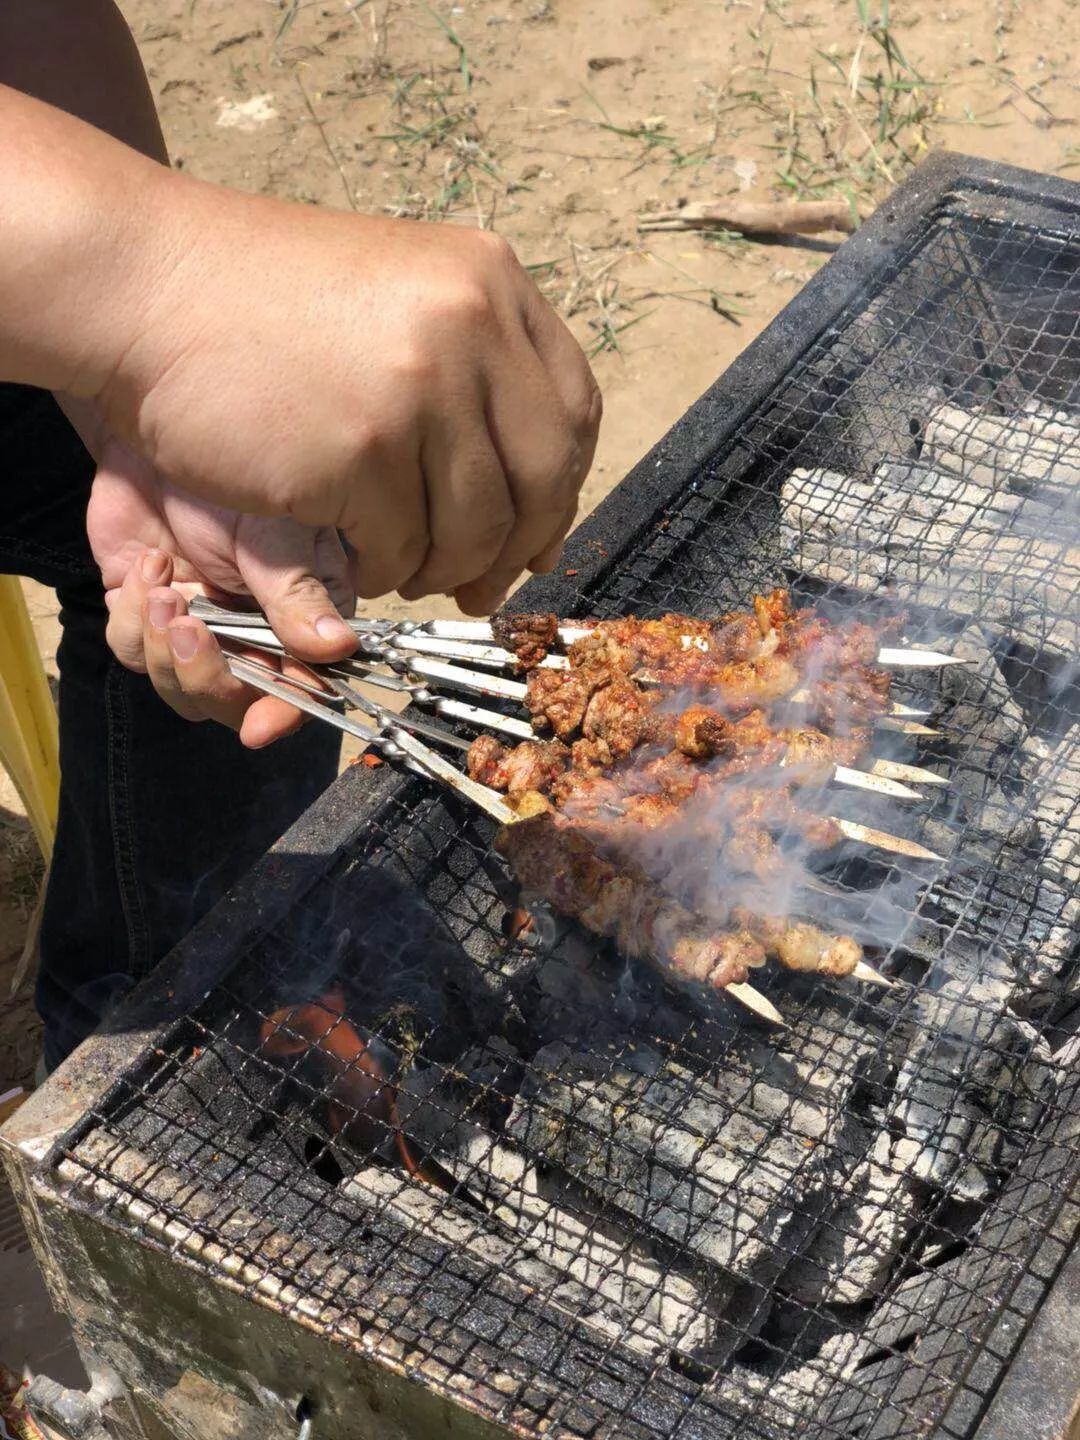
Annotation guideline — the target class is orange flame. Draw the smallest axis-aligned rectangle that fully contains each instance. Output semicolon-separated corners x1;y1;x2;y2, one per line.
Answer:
260;989;447;1187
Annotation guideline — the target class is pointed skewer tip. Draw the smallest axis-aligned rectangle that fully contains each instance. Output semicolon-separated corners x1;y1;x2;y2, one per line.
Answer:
726;982;787;1026
853;959;898;990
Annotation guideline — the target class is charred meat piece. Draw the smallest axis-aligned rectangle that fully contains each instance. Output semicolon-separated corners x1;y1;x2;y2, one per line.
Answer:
673;705;736;759
491;611;560;669
565;595;796;676
582;676;659;759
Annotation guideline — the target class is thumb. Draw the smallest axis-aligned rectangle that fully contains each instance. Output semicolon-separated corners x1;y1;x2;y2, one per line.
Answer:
233;518;357;662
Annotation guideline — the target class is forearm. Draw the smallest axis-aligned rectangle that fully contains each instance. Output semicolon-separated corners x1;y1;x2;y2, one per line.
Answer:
0;85;174;394
0;0;167;162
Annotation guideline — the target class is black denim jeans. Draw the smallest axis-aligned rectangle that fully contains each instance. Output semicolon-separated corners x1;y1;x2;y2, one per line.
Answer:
0;384;340;1070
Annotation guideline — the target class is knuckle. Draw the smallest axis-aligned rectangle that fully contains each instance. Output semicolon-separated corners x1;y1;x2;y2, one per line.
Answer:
475;229;516;270
391;344;440;389
280;571;333;608
448;278;496;327
566;371;603;446
580;372;604;435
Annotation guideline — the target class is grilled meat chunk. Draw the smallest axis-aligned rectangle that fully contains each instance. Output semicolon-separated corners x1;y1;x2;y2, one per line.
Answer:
526;666;613;740
496;808;766;991
466;735;569;797
491;611;560;669
673;705;735;759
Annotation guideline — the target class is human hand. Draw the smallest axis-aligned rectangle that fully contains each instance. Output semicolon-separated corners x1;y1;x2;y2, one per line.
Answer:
85;173;601;615
106;548;332;747
64;395;358;744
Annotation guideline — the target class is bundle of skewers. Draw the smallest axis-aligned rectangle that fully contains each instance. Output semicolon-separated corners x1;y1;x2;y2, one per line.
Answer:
190;590;961;1026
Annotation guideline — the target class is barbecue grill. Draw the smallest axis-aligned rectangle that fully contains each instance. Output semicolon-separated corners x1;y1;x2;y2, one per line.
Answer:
3;151;1079;1440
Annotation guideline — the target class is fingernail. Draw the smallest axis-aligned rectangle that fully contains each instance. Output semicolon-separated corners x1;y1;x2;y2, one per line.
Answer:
315;613;353;643
141;550;169;585
168;622;199;661
148;596;177;630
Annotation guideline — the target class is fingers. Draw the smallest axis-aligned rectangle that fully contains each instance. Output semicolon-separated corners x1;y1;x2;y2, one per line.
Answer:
106;548;174;672
450;276;600;615
527;499;579;576
448;362;586;614
233;518;357;661
396;402;514;602
337;450;429;600
143;601;306;745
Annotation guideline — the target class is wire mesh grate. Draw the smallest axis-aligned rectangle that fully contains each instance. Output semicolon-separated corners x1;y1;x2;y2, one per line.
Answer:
55;196;1079;1439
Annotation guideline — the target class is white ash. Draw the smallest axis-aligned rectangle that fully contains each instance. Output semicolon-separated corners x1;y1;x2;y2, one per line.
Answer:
505;1042;842;1285
1009;726;1080;993
928;626;1042;849
394;1044;733;1360
888;980;1057;1202
1020;725;1080;893
924;402;1080;502
781;1127;920;1306
780;465;1077;655
339;1164;710;1360
453;1129;736;1361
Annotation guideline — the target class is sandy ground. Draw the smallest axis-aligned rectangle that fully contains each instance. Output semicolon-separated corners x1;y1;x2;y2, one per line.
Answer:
3;0;1080;1091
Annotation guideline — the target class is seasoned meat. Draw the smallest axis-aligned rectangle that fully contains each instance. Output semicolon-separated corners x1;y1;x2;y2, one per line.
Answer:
467;734;510;789
673;705;735;759
491;611;560;669
582;677;656;759
526;666;612;739
496;811;764;992
467;735;568;796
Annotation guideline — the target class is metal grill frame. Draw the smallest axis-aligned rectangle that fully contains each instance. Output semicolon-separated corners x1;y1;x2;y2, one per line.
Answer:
4;151;1080;1440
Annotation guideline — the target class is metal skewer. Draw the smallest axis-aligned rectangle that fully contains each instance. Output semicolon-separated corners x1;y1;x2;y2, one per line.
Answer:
226;654;784;1024
224;637;935;816
219;626;943;866
193;600;963;672
383;616;966;670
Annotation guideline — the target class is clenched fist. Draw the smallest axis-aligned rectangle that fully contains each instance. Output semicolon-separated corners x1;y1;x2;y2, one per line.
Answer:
110;204;600;614
3;86;601;615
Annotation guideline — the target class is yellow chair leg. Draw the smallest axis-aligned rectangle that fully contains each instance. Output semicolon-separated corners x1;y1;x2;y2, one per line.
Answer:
0;576;60;860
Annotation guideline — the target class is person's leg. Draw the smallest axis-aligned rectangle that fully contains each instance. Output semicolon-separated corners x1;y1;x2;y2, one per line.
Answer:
0;384;340;1069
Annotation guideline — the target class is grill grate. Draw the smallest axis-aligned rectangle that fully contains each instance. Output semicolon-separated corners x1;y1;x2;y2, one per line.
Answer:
52;167;1080;1439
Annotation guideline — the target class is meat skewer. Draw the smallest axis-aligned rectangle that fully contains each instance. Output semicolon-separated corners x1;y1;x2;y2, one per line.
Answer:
496;804;888;998
221;659;862;1021
470;736;942;866
370;613;964;671
224;659;941;863
190;596;964;672
215;590;947;1013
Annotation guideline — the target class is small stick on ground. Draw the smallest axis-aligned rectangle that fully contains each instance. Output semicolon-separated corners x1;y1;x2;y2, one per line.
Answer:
639;198;856;236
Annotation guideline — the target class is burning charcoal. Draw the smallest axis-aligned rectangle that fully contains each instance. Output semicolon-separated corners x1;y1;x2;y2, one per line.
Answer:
452;1131;737;1361
937;625;1027;749
996;727;1080;996
720;1330;868;1433
888;981;1057;1202
1021;726;1080;893
504;1042;842;1285
390;1063;739;1362
781;469;1078;656
923;402;1080;501
782;1127;920;1306
340;1163;715;1359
